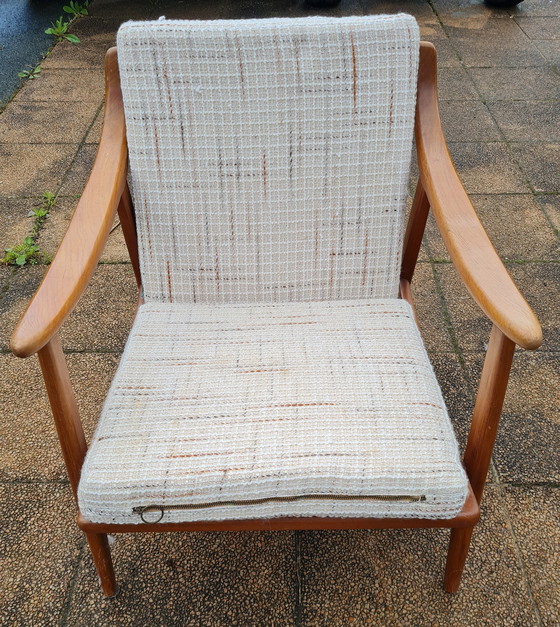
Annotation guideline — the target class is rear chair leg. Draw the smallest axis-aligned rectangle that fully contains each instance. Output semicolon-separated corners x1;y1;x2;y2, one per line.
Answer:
444;527;474;592
86;532;118;597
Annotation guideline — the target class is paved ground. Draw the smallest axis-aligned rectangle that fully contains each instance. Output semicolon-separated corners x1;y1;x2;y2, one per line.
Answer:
0;0;66;104
1;0;559;624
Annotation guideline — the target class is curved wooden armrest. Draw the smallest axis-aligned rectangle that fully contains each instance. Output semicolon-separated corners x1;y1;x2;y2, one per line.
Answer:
415;42;542;350
11;48;128;358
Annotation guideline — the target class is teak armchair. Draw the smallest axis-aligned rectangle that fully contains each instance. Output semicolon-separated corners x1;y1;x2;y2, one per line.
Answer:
11;16;541;598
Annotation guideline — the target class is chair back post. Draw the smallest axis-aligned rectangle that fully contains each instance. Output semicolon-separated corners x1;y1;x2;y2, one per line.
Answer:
117;181;141;288
463;324;515;503
37;333;87;500
401;42;435;285
401;41;437;283
106;53;141;289
401;178;430;284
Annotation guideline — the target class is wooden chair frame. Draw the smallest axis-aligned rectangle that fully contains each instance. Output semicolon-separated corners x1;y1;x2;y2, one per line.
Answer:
11;42;542;597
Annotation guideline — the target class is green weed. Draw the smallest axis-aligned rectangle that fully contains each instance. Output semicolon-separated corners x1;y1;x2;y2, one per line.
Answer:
18;65;41;80
45;17;80;43
63;1;89;17
1;192;56;267
1;237;46;267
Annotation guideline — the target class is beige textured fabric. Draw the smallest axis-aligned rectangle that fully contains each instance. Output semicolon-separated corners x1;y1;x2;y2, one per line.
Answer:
117;15;419;303
78;300;468;524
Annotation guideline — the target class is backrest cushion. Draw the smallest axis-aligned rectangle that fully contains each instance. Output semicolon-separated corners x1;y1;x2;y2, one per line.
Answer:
117;15;419;303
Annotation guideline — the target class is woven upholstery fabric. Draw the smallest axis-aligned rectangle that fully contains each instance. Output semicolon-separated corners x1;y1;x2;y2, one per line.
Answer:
78;299;468;524
117;15;419;304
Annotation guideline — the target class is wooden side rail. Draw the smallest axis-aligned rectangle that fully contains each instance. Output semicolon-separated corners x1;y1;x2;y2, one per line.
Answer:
414;42;542;351
11;48;128;358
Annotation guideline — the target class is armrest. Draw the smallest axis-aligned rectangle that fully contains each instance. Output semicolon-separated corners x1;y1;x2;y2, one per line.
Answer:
415;42;542;350
11;48;128;358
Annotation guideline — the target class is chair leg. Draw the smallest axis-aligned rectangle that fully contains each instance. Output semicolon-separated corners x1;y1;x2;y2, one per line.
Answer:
86;532;118;597
444;527;474;593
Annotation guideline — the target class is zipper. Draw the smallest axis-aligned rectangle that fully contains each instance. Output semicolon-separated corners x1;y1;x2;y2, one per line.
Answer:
133;494;427;523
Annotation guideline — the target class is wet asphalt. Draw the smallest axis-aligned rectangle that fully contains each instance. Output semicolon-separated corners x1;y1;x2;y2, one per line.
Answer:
0;0;66;104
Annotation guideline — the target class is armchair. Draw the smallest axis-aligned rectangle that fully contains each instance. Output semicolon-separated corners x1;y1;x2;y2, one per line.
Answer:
11;15;541;597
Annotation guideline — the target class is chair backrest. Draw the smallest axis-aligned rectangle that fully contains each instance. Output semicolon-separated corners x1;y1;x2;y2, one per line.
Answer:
117;15;419;304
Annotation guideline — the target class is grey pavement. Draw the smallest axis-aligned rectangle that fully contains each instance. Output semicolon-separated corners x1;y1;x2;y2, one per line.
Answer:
0;0;66;104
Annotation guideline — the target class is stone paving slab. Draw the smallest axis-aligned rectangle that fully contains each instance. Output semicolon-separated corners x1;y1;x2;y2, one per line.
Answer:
34;197;82;257
0;197;35;256
40;35;116;70
299;487;538;626
511;143;560;193
430;0;505;22
488;101;560;143
536;194;560;233
65;531;297;626
509;0;560;17
469;66;560;101
515;16;560;40
435;262;559;353
11;68;105;104
363;0;435;18
431;262;491;352
424;194;559;262
508;263;560;350
87;0;156;21
85;109;103;144
503;487;560;626
440;100;502;142
465;352;560;484
0;263;136;353
430;352;474;451
446;142;531;194
409;262;455;352
0;265;47;352
100;225;130;263
443;18;547;68
437;67;479;100
37;196;130;262
1;0;559;622
0;353;119;481
428;38;462;67
534;39;560;65
68;17;123;41
58;144;100;197
0;482;83;627
59;264;137;352
0;143;78;197
0;101;99;144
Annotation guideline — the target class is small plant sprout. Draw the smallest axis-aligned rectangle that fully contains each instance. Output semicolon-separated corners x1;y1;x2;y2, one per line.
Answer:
41;191;57;209
45;17;80;43
18;65;41;80
1;192;56;267
1;237;45;267
63;1;89;17
28;206;49;220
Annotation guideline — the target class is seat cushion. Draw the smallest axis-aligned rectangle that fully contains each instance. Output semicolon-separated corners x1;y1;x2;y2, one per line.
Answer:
78;299;468;524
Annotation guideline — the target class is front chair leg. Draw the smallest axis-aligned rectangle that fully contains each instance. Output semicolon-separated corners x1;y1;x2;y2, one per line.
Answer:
443;326;516;593
86;532;118;597
444;526;474;592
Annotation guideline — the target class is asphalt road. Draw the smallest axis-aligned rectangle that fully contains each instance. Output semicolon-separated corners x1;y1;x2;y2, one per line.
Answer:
0;0;66;104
